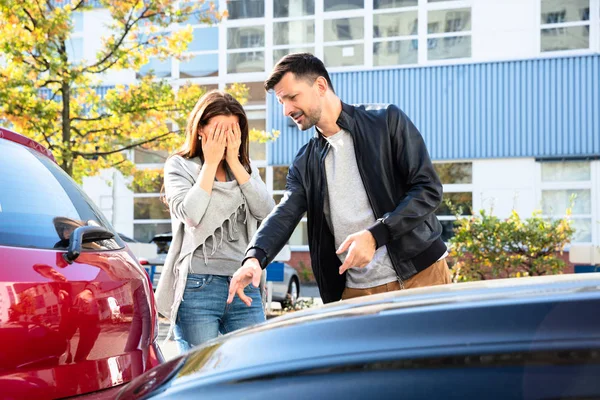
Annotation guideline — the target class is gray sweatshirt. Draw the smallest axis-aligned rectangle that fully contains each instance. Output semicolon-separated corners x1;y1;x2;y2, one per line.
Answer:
323;130;398;289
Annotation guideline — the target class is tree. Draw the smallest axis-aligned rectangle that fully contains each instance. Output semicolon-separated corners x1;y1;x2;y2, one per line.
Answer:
448;208;574;282
0;0;278;185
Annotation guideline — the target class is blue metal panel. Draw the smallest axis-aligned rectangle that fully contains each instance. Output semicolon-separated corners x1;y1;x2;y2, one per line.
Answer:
267;55;600;165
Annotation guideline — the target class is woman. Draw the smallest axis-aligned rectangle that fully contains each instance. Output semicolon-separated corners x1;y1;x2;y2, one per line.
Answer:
155;91;275;351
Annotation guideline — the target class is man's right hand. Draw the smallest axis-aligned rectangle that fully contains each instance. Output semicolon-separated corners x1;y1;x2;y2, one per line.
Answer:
227;258;262;306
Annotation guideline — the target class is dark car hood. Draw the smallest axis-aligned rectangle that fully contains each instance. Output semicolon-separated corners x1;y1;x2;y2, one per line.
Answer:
119;273;600;399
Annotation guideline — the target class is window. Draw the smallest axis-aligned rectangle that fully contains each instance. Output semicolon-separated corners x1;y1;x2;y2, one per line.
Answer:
227;26;265;74
226;0;264;19
137;57;171;79
274;20;315;46
541;0;590;52
274;47;315;64
134;222;171;243
189;27;218;52
540;161;593;243
373;9;418;66
375;0;417;8
273;3;315;65
325;0;364;12
134;148;169;165
72;12;84;32
427;7;472;60
180;54;219;78
67;37;84;63
248;118;267;161
134;197;170;220
0;139;123;250
324;17;365;67
274;0;314;18
433;162;473;241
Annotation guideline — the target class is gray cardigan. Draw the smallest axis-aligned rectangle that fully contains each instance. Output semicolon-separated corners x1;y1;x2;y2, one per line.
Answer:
155;155;274;333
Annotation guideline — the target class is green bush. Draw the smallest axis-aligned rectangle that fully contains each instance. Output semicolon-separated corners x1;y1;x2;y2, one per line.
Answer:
449;209;574;282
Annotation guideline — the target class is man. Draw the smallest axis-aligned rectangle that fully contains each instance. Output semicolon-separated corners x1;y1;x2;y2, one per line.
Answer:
228;53;451;306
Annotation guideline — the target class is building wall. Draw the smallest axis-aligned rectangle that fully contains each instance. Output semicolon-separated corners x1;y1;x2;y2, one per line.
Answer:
74;0;600;253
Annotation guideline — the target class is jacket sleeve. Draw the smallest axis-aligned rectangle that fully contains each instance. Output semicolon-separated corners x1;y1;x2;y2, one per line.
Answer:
367;105;443;248
239;162;276;221
245;162;308;269
163;156;211;228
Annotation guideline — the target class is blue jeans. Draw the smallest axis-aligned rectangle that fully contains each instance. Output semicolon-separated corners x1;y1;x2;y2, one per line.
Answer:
174;274;265;352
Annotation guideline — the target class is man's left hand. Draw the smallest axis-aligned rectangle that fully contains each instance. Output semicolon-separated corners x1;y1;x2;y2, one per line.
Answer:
336;230;377;274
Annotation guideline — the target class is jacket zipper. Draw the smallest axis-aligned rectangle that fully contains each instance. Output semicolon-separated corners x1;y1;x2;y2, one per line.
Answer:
347;126;405;288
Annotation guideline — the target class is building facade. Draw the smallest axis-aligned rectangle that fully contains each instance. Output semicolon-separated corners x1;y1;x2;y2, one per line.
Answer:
80;0;600;268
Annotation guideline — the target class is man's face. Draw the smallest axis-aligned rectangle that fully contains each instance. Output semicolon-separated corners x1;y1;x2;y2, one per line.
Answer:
274;72;322;131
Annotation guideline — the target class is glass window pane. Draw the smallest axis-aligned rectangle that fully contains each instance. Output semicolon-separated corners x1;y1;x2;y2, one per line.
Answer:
542;189;591;215
67;38;84;62
541;161;591;182
273;194;284;205
289;221;308;246
258;167;266;182
428;8;471;34
436;193;472;216
434;162;473;184
571;218;592;242
242;82;267;106
72;12;84;32
134;148;169;164
227;26;265;49
274;20;315;46
250;142;266;161
541;25;590;51
181;1;219;24
137;57;171;78
134;197;171;220
275;0;314;18
273;166;289;191
189;27;218;52
324;44;364;67
325;0;364;12
428;35;471;60
0;140;120;250
325;17;364;42
134;223;171;243
274;47;315;64
374;40;417;66
227;0;264;19
374;0;417;9
374;11;417;38
227;51;265;73
180;54;218;78
542;0;590;24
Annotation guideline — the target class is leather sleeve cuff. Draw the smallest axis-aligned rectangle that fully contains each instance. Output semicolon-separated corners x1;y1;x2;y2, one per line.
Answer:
367;219;390;249
243;247;269;269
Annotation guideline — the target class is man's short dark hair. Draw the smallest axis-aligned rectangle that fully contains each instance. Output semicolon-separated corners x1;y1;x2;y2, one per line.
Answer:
265;53;335;93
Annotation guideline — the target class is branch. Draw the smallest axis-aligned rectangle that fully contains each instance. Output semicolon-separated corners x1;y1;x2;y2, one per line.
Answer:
72;0;86;11
83;0;143;73
71;113;113;122
74;130;178;157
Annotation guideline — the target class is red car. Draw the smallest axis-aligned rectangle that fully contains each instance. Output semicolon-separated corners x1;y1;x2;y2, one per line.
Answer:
0;128;163;399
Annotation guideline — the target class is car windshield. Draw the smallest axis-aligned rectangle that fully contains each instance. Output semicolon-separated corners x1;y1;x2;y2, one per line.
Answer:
0;139;123;250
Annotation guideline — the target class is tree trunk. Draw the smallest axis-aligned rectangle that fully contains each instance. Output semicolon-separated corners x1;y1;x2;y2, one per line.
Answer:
61;80;72;176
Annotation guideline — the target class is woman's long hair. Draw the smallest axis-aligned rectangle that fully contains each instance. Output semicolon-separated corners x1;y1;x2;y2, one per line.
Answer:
175;90;252;173
161;91;252;207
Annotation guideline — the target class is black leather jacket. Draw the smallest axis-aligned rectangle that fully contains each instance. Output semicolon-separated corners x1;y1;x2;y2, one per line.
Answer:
246;102;447;303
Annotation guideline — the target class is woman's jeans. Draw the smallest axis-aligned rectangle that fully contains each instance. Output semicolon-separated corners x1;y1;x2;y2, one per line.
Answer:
174;274;265;352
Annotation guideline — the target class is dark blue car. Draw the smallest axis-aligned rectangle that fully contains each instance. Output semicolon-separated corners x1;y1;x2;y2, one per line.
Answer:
118;273;600;399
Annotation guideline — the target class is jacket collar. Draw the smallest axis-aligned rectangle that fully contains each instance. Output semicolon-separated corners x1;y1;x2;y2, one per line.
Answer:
315;101;356;147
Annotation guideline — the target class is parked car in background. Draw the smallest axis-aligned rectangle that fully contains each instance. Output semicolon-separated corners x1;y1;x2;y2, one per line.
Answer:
0;128;163;399
148;233;300;304
117;273;600;399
